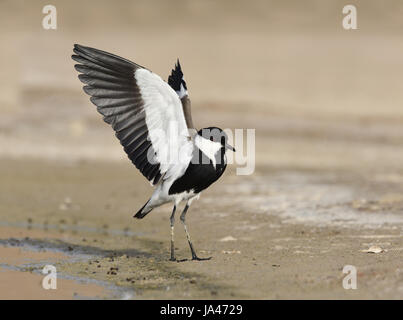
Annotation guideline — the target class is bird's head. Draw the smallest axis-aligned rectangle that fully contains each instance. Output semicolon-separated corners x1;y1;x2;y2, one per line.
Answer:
197;127;236;152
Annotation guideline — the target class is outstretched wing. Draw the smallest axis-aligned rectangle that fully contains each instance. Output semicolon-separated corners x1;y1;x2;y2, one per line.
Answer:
72;44;193;185
168;60;195;130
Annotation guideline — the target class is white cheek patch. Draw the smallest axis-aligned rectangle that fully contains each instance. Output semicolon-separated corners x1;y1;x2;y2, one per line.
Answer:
195;135;221;168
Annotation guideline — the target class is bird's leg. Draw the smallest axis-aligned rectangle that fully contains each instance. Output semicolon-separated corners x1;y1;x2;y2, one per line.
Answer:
180;203;211;261
169;205;176;261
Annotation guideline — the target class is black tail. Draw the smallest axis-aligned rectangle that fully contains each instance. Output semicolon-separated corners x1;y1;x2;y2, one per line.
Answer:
133;200;152;219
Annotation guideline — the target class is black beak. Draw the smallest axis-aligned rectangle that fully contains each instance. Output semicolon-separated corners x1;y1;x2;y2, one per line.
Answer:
225;143;236;152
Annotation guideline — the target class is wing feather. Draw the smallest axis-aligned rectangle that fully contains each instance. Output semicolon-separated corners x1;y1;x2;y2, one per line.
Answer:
72;44;193;185
168;60;195;130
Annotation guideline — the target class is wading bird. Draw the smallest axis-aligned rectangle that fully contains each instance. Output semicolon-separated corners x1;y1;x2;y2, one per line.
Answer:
72;45;235;261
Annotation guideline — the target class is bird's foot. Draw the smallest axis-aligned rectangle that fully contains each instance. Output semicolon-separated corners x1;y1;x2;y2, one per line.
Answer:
192;255;212;261
169;257;191;262
170;255;211;262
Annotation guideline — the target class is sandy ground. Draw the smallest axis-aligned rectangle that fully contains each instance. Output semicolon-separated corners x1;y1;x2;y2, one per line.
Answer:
0;158;402;299
0;0;403;299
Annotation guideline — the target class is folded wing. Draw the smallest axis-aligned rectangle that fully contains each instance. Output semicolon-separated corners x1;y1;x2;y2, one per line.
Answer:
72;44;193;185
168;60;195;130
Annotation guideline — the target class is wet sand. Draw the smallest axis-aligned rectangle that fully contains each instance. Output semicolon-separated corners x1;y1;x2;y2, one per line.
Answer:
0;228;109;299
0;158;402;299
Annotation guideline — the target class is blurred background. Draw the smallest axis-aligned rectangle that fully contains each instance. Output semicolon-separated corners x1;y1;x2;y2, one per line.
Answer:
0;0;402;299
1;0;403;170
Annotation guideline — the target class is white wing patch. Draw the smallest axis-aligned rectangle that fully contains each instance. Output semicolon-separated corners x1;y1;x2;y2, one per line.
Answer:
135;68;194;181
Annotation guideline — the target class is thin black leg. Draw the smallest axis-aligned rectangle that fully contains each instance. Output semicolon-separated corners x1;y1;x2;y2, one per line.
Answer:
169;205;176;261
180;203;211;261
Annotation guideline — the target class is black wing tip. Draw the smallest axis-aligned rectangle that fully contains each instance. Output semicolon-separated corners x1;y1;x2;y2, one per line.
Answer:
73;44;103;60
74;43;95;53
174;58;183;75
72;43;147;72
74;43;88;49
74;44;106;56
175;58;182;71
73;44;90;55
168;58;186;92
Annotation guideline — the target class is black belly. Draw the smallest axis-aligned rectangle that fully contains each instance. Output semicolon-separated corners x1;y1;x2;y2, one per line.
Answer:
169;149;227;195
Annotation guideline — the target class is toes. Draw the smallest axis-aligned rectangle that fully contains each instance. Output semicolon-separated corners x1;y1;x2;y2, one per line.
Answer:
192;256;212;261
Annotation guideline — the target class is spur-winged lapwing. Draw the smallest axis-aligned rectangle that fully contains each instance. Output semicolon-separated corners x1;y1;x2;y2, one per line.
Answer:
72;44;235;261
